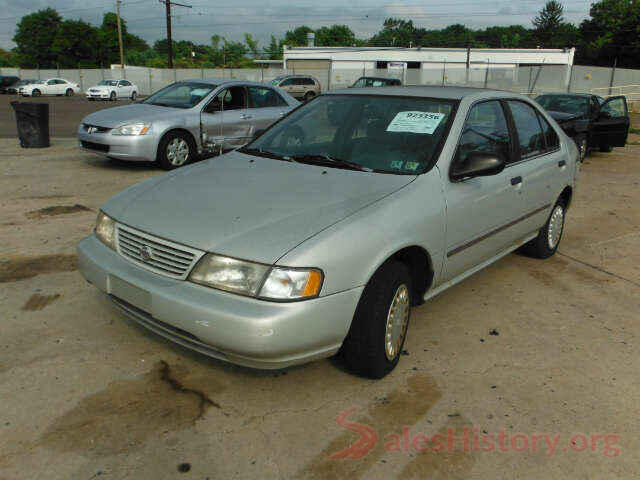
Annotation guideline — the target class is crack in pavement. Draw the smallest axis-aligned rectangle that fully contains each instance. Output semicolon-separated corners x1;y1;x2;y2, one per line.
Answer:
557;251;640;288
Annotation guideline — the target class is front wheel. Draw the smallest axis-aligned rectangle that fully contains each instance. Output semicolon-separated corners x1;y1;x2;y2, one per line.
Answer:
32;89;41;97
574;134;587;162
341;261;412;379
521;200;566;259
110;91;116;101
158;131;194;170
131;91;137;101
65;88;74;97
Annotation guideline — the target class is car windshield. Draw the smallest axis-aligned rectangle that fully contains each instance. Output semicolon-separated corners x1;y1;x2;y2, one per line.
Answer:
98;80;118;86
141;82;216;109
536;95;589;116
243;94;456;174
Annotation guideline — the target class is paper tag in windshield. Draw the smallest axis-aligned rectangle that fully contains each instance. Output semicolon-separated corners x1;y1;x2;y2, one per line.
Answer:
386;111;445;134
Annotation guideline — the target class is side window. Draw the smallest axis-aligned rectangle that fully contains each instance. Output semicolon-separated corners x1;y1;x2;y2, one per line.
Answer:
120;80;131;86
538;114;560;151
507;100;545;159
293;78;304;86
279;78;293;87
454;100;511;166
601;97;627;117
590;97;599;116
47;80;56;85
205;86;246;113
56;79;66;84
303;78;315;86
248;86;287;108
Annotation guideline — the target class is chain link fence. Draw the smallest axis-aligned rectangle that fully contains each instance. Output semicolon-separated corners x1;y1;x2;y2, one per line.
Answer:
2;63;640;108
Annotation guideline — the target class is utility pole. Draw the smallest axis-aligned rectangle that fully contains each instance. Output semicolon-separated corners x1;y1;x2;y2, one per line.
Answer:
116;0;125;69
159;0;192;69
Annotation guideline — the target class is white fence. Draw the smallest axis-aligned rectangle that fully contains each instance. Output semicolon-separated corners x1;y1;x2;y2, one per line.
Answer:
2;64;640;100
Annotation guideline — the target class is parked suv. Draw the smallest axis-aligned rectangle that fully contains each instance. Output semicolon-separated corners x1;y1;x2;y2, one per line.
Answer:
350;76;402;88
78;87;578;378
270;75;321;101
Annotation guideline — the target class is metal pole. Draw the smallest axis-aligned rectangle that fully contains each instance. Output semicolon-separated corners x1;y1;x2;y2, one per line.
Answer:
116;0;125;69
484;59;489;88
608;58;617;96
465;46;470;85
165;0;173;69
442;59;446;86
566;64;573;93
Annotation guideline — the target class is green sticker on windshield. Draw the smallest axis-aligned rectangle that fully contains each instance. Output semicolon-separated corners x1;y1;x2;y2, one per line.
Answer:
390;160;404;169
405;161;420;171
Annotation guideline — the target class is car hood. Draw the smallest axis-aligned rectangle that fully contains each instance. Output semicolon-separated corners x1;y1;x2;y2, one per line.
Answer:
102;151;415;264
82;103;180;128
88;86;113;91
546;110;581;123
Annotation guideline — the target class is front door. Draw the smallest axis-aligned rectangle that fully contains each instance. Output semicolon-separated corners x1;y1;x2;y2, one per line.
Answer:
443;100;525;281
201;86;252;150
592;96;630;147
247;86;289;131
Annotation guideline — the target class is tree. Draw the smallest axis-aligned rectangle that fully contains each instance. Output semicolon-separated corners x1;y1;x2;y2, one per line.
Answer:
264;36;283;60
97;12;149;66
578;0;640;67
0;48;19;67
532;1;565;47
52;19;100;67
315;25;357;46
13;8;61;68
283;26;314;46
244;33;260;58
368;18;416;47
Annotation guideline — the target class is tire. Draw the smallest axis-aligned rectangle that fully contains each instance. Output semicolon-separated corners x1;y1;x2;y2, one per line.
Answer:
110;91;116;101
574;134;587;162
341;261;412;379
32;89;41;97
88;98;95;101
521;199;566;259
303;91;316;102
131;91;137;101
157;131;194;170
599;144;613;153
65;88;74;97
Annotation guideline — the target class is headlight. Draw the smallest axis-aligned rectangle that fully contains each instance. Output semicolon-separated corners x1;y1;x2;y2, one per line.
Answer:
112;123;150;136
188;254;323;301
95;211;116;250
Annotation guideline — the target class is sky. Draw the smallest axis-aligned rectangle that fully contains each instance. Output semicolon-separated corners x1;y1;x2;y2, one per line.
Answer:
0;0;592;51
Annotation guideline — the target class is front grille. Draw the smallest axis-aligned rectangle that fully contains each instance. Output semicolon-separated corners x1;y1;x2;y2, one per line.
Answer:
83;123;111;133
116;225;203;279
81;140;109;152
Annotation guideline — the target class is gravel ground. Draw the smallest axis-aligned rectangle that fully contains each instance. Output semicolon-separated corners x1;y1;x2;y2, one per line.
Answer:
0;138;639;479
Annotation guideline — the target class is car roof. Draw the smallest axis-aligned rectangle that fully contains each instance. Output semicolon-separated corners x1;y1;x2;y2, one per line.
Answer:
357;76;400;81
537;92;593;98
177;78;282;87
327;86;529;101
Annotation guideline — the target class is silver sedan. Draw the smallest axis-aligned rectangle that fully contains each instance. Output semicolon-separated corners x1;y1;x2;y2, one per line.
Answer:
77;79;299;169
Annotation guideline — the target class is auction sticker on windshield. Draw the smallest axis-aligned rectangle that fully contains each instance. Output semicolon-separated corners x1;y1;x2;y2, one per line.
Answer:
386;111;445;134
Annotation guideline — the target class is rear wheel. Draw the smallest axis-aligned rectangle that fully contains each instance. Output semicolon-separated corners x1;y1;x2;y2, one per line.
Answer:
65;88;74;97
341;262;412;379
131;91;137;101
521;199;566;259
599;143;613;153
303;91;316;102
158;131;194;170
32;89;41;97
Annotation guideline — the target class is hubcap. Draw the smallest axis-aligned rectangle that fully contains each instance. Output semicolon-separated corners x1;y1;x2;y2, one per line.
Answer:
167;138;190;166
580;139;587;159
384;284;410;361
547;205;564;249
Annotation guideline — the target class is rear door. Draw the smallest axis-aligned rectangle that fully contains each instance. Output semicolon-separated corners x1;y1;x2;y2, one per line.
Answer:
592;96;630;147
503;100;565;237
247;85;289;131
443;100;526;281
278;78;296;98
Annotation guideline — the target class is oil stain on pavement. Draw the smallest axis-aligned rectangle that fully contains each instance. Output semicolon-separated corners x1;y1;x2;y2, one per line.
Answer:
0;254;77;283
297;375;473;478
25;204;91;219
38;361;223;457
21;293;61;311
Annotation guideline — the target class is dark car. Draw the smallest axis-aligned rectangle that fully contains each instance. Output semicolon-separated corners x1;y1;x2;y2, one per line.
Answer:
535;93;630;161
0;76;20;94
350;76;402;88
4;78;37;94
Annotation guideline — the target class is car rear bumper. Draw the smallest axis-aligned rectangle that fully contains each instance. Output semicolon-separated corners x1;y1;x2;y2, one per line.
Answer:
77;129;156;162
77;235;362;369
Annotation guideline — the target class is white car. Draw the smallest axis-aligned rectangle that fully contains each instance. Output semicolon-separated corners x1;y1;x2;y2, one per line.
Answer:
86;80;138;101
20;78;81;97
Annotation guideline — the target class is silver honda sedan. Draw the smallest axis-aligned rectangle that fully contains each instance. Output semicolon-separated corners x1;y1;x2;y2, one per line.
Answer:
78;87;578;378
78;79;299;169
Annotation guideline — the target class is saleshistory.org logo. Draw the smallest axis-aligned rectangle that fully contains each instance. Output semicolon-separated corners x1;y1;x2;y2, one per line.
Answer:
330;408;621;458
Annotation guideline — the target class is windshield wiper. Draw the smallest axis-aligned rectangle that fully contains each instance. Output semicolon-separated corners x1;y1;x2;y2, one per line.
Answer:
238;147;289;161
287;154;372;172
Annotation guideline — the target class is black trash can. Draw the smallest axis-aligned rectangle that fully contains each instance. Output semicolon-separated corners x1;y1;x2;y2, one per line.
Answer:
10;101;50;148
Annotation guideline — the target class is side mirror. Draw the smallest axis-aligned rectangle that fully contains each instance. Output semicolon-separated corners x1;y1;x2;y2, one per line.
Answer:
451;152;505;181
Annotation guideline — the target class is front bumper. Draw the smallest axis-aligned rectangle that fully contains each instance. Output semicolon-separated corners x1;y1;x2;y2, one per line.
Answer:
77;235;362;369
86;91;110;99
77;129;157;162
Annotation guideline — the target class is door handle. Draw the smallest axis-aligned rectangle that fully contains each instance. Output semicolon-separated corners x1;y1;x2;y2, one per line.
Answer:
510;176;522;186
240;114;253;120
558;160;566;167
